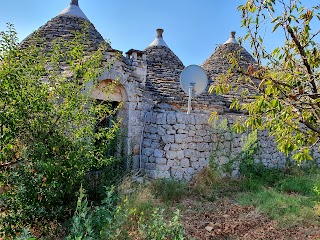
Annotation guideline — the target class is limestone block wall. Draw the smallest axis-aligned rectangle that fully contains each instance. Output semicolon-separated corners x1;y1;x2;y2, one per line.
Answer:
141;110;320;181
209;117;289;176
212;117;320;171
142;110;213;181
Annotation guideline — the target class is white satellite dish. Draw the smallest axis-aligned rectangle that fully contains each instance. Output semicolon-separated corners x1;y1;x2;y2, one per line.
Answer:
180;65;208;114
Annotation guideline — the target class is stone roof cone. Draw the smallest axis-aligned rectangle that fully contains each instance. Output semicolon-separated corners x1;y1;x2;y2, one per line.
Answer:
202;31;255;79
20;0;107;51
144;29;185;106
201;31;258;106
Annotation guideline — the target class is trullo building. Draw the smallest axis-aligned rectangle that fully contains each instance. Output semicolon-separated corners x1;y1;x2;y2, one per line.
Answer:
20;0;320;180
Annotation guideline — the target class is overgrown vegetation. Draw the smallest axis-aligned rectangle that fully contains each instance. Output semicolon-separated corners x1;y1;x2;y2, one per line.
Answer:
237;167;320;227
66;180;185;240
2;1;320;238
0;24;125;237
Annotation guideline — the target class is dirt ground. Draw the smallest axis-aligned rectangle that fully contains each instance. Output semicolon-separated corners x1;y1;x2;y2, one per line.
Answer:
181;197;320;240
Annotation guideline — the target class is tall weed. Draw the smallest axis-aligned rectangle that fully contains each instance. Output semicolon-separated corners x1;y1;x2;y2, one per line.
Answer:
138;208;184;240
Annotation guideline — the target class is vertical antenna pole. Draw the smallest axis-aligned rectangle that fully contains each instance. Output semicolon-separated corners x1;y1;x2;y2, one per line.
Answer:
187;83;195;114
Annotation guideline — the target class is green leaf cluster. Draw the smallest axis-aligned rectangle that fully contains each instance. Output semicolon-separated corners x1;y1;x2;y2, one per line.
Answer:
0;23;124;236
213;0;320;164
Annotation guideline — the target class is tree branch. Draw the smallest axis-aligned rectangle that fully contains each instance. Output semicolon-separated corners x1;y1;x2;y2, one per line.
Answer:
286;25;317;93
0;160;20;168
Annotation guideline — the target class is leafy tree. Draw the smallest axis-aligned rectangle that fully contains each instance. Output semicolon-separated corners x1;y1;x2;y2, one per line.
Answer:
210;0;320;163
0;24;124;236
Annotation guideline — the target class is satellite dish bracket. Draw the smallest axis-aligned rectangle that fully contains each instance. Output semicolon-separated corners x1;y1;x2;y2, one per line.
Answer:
187;82;196;114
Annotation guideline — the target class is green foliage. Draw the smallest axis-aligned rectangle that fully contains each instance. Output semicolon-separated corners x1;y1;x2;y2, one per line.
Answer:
210;117;259;176
151;179;188;203
66;186;94;240
238;130;282;191
0;24;125;237
66;184;185;240
276;173;320;197
14;229;36;240
66;186;131;240
209;118;235;174
83;128;127;202
211;0;320;163
238;139;320;196
240;167;286;191
138;208;184;240
237;130;259;178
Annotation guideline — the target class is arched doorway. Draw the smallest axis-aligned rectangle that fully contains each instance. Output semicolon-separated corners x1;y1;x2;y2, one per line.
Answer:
92;79;128;102
92;79;128;129
87;80;129;200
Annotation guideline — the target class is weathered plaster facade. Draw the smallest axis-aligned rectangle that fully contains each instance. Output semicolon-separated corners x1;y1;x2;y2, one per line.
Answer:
21;0;320;181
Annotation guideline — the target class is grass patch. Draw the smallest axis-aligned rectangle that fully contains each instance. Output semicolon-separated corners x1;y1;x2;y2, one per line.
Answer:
237;188;317;227
151;178;188;203
235;167;320;227
275;173;320;197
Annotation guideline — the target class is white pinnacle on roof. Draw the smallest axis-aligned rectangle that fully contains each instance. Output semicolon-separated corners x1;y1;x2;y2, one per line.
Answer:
224;31;238;44
149;29;168;47
59;0;89;21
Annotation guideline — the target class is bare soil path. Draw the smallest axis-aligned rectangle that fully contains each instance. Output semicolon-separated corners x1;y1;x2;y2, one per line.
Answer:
181;197;320;239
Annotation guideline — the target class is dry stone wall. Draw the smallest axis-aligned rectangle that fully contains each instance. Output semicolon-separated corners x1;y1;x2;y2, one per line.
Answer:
142;110;213;181
141;110;320;181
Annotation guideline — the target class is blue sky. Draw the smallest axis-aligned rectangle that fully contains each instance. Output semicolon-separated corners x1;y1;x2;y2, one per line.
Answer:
0;0;319;66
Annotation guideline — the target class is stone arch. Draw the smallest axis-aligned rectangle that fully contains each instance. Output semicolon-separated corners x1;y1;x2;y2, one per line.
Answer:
92;79;128;102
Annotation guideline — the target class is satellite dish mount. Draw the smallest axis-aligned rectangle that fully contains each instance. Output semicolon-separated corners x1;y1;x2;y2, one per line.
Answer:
180;65;208;114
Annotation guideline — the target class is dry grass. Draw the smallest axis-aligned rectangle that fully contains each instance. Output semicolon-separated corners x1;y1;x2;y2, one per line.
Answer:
191;166;222;195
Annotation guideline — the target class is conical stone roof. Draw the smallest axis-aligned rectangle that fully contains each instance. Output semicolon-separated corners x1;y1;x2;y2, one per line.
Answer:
145;29;186;105
200;32;258;108
20;0;107;52
202;32;255;78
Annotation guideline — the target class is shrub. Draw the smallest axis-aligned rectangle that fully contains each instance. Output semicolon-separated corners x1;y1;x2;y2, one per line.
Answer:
66;186;131;240
138;208;184;240
0;24;125;237
151;179;188;203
